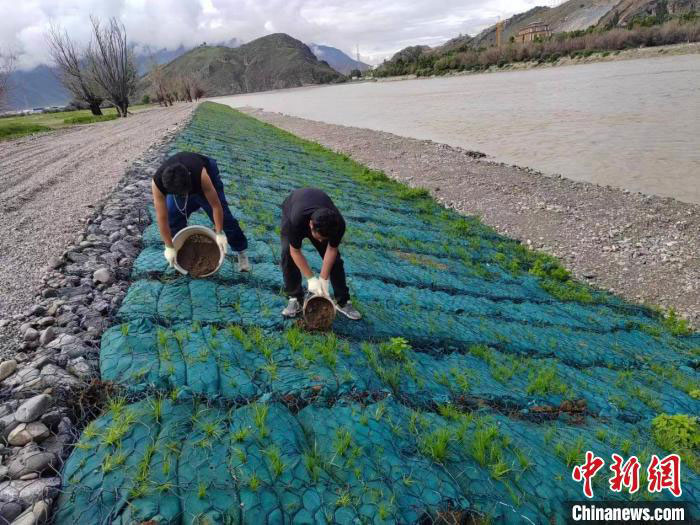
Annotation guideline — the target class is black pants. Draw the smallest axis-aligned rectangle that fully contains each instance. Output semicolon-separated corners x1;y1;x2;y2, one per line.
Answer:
280;232;350;307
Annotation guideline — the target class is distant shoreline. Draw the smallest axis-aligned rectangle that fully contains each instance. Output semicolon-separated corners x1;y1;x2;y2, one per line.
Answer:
369;42;700;83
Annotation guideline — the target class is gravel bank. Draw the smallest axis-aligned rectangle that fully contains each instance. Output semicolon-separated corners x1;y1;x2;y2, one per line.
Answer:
241;108;700;327
0;104;195;354
0;117;187;520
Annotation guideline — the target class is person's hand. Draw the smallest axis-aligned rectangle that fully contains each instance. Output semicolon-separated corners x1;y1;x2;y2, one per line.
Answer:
307;276;324;296
319;277;330;298
164;246;177;268
215;232;229;255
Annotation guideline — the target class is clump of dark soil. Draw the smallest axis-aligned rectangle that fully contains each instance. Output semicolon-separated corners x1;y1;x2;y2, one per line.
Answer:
299;295;336;331
177;234;220;277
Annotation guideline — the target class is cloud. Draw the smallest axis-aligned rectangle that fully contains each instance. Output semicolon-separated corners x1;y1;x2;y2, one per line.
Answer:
0;0;548;70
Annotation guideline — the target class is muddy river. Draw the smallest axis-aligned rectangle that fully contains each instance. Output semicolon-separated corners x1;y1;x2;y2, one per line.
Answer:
218;54;700;204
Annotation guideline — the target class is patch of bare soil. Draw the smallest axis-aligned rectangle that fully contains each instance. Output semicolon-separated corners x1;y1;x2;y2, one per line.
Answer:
177;234;220;277
242;108;700;327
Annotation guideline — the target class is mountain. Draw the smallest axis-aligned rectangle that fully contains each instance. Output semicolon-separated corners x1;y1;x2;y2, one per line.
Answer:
138;33;344;98
133;45;191;75
6;65;70;110
308;44;370;75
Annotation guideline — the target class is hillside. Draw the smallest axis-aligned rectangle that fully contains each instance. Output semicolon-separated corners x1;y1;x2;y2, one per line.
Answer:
138;33;343;98
374;0;700;77
309;44;370;75
6;65;70;111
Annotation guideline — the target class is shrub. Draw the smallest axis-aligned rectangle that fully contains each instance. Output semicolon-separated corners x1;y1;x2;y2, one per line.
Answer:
63;114;119;125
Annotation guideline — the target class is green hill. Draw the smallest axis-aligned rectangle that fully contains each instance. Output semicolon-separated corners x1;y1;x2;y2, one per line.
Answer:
138;33;343;99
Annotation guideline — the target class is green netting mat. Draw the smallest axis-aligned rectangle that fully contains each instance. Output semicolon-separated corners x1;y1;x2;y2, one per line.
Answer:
57;102;700;523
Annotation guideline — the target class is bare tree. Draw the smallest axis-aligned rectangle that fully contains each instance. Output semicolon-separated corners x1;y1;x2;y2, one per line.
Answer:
87;16;136;117
46;25;104;115
190;77;205;101
0;50;16;110
150;63;170;106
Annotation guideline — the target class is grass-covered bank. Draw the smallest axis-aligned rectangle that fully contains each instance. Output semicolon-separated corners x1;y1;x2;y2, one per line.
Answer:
0;104;153;141
55;102;699;524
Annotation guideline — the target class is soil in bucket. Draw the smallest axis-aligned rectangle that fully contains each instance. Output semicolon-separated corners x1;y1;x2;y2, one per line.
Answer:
299;295;336;332
176;234;220;277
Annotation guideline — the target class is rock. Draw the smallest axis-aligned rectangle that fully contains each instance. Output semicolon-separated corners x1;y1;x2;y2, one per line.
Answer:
19;323;33;335
0;478;59;508
7;448;57;479
0;319;9;328
15;395;52;423
41;289;57;299
0;500;23;523
92;268;113;285
38;327;56;346
111;239;139;259
48;257;63;270
23;329;39;342
0;415;20;441
39;409;64;429
39;364;84;389
28;306;45;317
7;423;50;446
19;472;39;480
0;360;17;382
66;358;92;380
2;367;39;389
36;317;54;328
46;334;78;350
12;499;51;525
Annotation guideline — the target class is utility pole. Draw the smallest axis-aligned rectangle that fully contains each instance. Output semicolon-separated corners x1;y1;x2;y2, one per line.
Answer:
356;44;360;63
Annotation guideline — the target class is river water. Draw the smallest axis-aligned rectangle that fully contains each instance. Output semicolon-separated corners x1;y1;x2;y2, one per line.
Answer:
217;54;700;205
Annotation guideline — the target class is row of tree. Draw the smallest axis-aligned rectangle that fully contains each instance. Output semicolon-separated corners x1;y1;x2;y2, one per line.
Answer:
149;66;205;106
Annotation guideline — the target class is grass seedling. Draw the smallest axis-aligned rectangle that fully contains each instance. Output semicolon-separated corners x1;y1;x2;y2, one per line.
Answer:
233;428;249;442
336;490;351;507
379;337;411;361
253;403;269;438
554;436;585;467
304;443;323;482
120;323;130;337
334;428;352;457
265;445;285;478
420;428;451;463
197;481;207;499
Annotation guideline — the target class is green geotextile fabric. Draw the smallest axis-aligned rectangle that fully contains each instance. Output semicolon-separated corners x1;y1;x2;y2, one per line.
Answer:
57;102;700;524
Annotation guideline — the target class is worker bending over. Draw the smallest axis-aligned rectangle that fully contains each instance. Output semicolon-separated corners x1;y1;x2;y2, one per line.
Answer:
151;151;250;272
280;188;361;320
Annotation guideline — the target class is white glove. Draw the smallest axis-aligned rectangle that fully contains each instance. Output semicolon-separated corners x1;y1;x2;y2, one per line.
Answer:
319;278;330;298
215;232;229;255
164;246;177;268
307;276;324;297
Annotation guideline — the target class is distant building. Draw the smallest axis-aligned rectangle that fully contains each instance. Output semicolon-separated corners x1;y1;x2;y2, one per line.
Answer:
516;22;552;43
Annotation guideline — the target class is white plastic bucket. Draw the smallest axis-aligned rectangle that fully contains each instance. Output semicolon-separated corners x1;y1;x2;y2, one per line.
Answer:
171;225;225;277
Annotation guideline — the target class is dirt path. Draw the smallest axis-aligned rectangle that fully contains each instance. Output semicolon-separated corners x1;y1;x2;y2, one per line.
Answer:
241;108;700;327
0;104;195;325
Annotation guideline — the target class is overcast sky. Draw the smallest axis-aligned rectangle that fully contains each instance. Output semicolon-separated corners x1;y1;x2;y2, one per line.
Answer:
1;0;559;70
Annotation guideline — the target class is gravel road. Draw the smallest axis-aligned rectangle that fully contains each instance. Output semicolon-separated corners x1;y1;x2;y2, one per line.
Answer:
0;104;195;325
241;108;700;327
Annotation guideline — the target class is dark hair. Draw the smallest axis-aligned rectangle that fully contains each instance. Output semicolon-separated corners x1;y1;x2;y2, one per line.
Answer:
311;208;342;239
162;163;192;194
